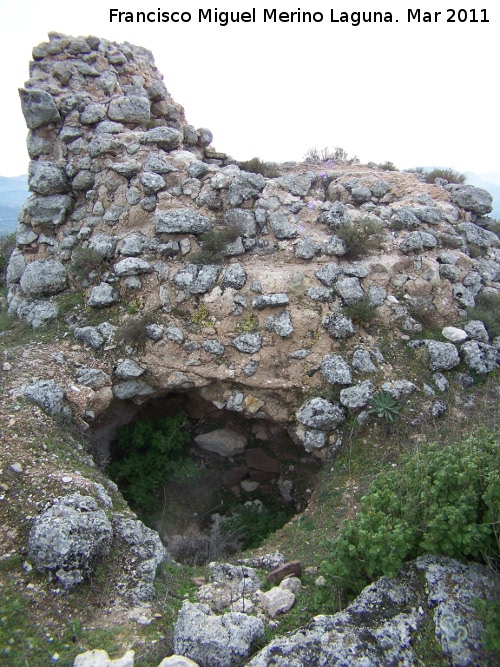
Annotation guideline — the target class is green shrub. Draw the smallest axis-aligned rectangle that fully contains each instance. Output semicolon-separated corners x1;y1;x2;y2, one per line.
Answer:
222;503;293;550
107;414;191;514
423;168;466;185
321;433;500;597
469;292;500;339
191;227;240;264
344;295;378;326
475;599;500;654
304;146;360;165
378;161;398;171
238;157;267;176
335;219;381;260
70;246;106;281
367;391;400;423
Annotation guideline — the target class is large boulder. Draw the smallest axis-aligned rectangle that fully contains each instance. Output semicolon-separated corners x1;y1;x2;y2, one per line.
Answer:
174;601;264;667
19;88;60;129
28;494;112;589
155;209;213;234
449;184;493;216
173;264;220;294
23;378;64;415
20;259;68;297
296;397;345;431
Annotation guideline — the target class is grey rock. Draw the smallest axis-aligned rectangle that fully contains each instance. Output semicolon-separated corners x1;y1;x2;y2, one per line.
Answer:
431;401;447;418
197;186;222;210
433;372;450;392
340;381;374;409
306;286;334;302
23;379;64;416
321;354;352;385
140;196;157;212
115;359;146;380
19;88;60;129
232;333;262;354
314;263;342;287
252;293;289;309
228;172;266;206
453;284;476;309
87;282;119;308
75;368;109;388
202;340;225;355
449;184;493;215
304;429;328;451
343;262;369;278
275;172;314;196
457;222;499;248
368;285;386;307
95;120;123;134
174;601;264;667
158;240;180;258
226;392;244;412
113;381;155;400
6;250;26;285
140;126;183;150
296;397;345;431
108;95;150;124
59;126;83;144
381;380;417;399
224;209;257;238
425;340;461;371
29;162;69;195
319;201;351;227
114;258;153;276
400;231;437;254
188;161;210;179
173;264;220;294
88;134;126;157
72;170;95;190
439;264;461;282
13;297;58;328
155;209;213;235
225;237;245;256
110;161;141;179
104;204;126;224
145;324;164;341
465;320;489;342
166;327;185;343
442;326;468;343
20;259;67;297
295;237;320;259
119;232;149;257
222;263;247;290
413;206;442;224
140;172;166;194
145;153;177;175
16;224;38;245
27;130;55;158
244;361;259;377
197;127;213;146
371;179;391;197
112;515;169;603
322;235;347;256
392;207;421;228
80;103;106;125
28;494;112;589
73;326;104;349
268;212;297;239
322;312;355;339
195;428;246;457
461;341;498;374
335;276;364;304
266;310;293;337
22;194;73;226
352;349;377;373
89;234;118;258
351;185;372;203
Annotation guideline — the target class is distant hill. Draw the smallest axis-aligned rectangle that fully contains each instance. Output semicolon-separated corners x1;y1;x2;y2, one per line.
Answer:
0;175;28;234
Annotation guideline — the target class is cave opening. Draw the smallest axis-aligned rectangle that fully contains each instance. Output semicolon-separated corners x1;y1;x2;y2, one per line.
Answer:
92;390;321;565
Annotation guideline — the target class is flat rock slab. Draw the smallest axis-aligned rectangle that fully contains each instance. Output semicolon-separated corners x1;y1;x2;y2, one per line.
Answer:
266;561;302;586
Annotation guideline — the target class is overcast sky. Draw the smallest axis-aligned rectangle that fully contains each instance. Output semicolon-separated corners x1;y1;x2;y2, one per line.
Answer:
0;0;498;177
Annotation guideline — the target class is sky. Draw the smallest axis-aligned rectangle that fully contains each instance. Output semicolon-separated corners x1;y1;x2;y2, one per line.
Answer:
0;0;498;177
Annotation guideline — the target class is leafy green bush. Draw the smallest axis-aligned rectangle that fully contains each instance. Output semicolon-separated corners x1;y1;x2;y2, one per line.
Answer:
469;292;500;339
423;168;466;185
191;227;240;264
107;414;191;513
321;433;500;597
344;295;378;326
222;503;293;550
70;246;106;281
378;161;398;171
367;391;400;423
475;599;500;654
335;219;381;260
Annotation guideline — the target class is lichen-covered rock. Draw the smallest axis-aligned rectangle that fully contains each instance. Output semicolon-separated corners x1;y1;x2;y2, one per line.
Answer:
266;309;293;337
222;263;246;290
322;312;355;339
460;341;498;374
20;259;68;297
457;222;499;248
19;88;60;129
28;494;112;589
156;209;213;235
87;283;120;308
174;601;264;667
173;264;220;294
340;381;374;409
296;397;345;431
320;354;352;385
114;257;153;276
115;359;146;380
23;378;65;415
449;184;493;215
232;333;262;354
